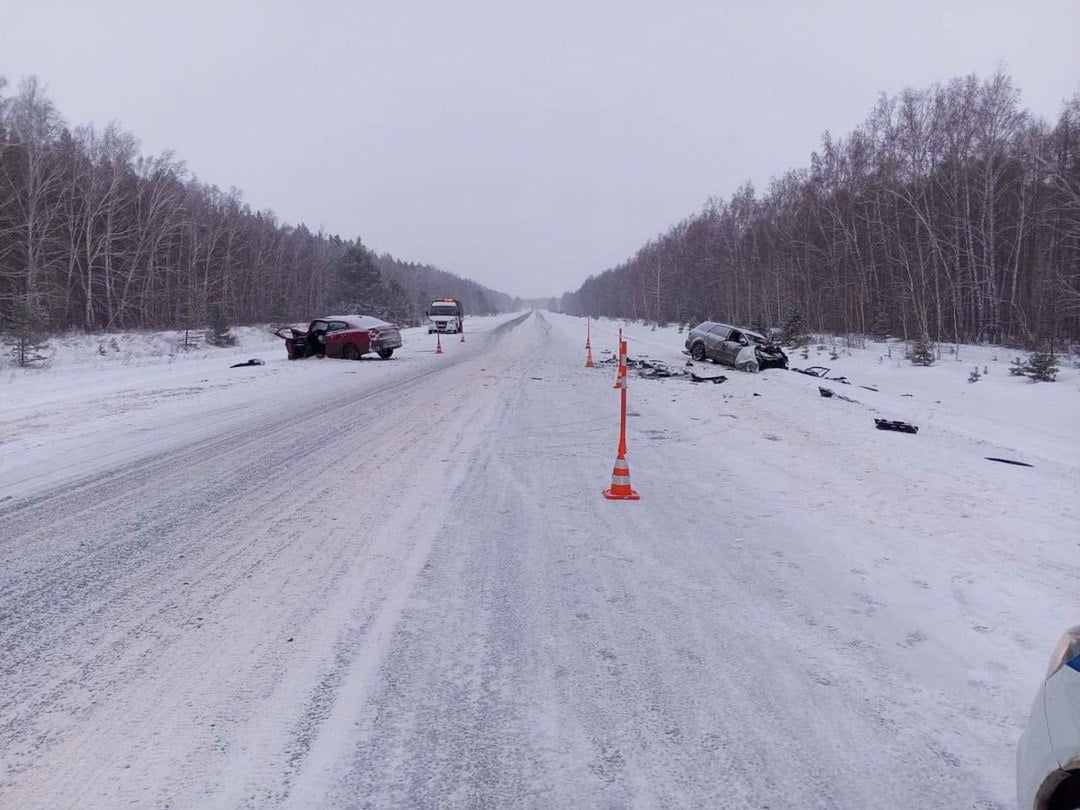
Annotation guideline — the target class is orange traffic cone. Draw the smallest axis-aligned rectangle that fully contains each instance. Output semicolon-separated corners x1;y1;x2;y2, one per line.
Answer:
613;340;628;388
436;330;444;355
603;341;640;500
603;455;640;500
585;344;595;368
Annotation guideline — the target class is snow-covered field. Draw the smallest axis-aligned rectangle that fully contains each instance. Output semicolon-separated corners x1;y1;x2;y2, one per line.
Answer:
0;311;1076;808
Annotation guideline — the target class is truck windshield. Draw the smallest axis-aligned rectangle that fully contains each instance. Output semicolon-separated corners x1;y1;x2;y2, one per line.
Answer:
431;305;458;316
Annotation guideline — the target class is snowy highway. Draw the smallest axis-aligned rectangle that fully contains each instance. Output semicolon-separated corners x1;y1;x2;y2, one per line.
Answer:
1;311;1077;808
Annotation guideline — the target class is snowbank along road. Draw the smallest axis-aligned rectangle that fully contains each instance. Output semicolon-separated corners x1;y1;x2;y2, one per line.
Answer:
1;311;1076;808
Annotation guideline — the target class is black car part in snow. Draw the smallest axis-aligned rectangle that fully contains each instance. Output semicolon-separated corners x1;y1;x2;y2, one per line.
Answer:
874;419;918;434
985;457;1034;467
818;386;859;403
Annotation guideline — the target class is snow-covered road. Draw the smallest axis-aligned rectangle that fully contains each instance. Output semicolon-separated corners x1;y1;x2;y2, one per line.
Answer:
1;311;1076;808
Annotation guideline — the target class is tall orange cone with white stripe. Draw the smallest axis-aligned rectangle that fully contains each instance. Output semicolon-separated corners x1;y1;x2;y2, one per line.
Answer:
585;319;595;367
436;330;444;355
613;338;628;389
604;337;639;500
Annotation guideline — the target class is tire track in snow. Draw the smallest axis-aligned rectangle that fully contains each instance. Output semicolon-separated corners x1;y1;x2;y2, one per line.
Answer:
0;314;535;809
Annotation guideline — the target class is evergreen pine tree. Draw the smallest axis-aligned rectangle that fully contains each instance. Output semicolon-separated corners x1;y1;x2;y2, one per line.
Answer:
780;311;808;347
870;308;890;339
475;291;492;315
205;304;236;347
331;241;386;315
909;336;935;366
1024;352;1059;382
2;296;51;367
384;279;413;325
752;311;769;336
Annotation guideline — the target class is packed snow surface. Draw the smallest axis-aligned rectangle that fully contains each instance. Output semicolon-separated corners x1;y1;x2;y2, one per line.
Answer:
1;312;1077;808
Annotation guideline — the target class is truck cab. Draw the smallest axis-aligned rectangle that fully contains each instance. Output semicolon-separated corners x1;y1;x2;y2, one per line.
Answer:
427;299;464;334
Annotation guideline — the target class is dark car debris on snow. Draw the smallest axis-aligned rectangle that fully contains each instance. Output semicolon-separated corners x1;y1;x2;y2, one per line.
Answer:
985;457;1034;467
229;358;265;368
600;354;731;384
818;386;859;404
874;419;919;434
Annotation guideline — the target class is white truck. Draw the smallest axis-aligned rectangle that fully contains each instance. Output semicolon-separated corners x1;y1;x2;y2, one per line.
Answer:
426;298;465;334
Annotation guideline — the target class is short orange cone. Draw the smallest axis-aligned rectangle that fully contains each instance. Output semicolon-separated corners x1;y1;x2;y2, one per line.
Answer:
436;330;444;354
603;455;640;500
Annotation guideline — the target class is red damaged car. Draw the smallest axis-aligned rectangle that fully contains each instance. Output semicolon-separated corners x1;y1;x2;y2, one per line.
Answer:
275;315;403;360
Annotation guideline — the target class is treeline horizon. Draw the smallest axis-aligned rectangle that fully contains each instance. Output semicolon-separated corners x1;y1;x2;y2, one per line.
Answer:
0;75;515;337
561;71;1080;349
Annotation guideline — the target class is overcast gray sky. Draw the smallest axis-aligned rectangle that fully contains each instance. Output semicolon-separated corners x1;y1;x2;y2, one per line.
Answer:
3;0;1078;299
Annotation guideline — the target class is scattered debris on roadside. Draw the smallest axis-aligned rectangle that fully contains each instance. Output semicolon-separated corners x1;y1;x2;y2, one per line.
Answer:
818;386;860;404
985;457;1034;467
230;358;265;368
875;418;918;434
690;372;727;384
792;366;831;378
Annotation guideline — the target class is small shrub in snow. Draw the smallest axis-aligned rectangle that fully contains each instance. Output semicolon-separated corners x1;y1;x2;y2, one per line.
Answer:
968;367;981;383
1025;352;1059;382
780;312;808;347
1008;354;1058;382
205;305;237;348
2;296;52;368
909;337;935;366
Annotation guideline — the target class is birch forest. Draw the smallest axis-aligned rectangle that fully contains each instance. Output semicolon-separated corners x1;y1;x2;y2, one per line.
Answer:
0;76;512;336
562;72;1080;349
